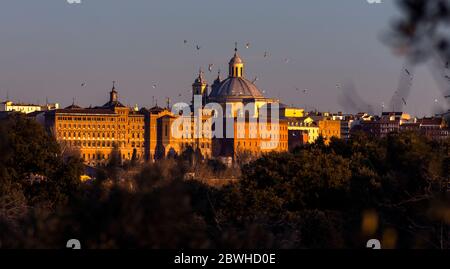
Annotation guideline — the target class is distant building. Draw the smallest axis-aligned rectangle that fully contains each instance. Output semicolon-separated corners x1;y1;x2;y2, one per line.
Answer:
0;100;59;114
288;129;309;151
285;116;319;144
357;112;449;141
401;117;449;141
318;119;341;144
45;84;146;166
360;119;400;138
281;105;305;118
332;113;355;141
381;112;411;124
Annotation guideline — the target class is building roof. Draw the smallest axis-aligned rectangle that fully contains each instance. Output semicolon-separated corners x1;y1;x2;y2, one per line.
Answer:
229;53;243;65
148;106;166;114
382;112;404;116
417;117;443;126
101;100;126;109
1;101;41;107
26;111;46;117
64;104;83;109
54;108;116;115
209;77;265;100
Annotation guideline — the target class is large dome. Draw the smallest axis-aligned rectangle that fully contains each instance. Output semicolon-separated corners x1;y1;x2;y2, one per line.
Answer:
209;77;265;101
206;47;269;102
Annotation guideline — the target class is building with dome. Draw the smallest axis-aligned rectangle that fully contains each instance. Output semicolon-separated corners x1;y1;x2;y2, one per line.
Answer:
207;46;279;118
43;48;288;165
194;47;289;159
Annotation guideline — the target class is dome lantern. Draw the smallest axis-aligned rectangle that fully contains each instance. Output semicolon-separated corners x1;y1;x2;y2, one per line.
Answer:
229;43;244;78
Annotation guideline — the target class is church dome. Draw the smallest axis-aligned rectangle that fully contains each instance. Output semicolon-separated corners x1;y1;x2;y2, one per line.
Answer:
209;77;265;100
207;45;267;102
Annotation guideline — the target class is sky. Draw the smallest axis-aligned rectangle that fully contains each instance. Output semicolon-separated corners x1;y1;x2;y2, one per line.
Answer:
0;0;448;116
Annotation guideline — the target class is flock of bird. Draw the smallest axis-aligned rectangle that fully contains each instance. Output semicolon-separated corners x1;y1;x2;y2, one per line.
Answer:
389;58;450;114
178;40;296;98
75;40;450;113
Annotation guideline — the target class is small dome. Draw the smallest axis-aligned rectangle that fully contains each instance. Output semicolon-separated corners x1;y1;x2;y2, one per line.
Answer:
229;54;243;65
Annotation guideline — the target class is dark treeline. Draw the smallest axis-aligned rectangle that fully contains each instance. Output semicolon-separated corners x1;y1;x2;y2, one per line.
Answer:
0;114;449;249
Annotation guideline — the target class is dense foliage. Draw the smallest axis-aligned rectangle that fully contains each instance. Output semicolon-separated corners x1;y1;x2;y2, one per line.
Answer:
0;115;449;249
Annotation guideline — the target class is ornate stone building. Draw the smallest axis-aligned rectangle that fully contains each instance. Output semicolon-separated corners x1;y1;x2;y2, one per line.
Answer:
45;83;146;166
205;47;289;158
45;48;289;165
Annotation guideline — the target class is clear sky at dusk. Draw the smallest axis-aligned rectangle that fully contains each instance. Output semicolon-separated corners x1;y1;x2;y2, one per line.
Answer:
0;0;447;116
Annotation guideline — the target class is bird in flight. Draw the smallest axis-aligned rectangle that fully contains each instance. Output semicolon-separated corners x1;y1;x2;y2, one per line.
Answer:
402;98;407;106
245;43;250;49
81;83;86;87
196;45;201;51
152;82;157;89
405;68;411;76
264;51;269;58
208;64;214;72
284;58;290;64
295;87;308;94
184;40;188;44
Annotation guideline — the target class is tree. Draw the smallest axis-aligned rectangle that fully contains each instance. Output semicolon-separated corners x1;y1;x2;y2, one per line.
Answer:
0;114;83;227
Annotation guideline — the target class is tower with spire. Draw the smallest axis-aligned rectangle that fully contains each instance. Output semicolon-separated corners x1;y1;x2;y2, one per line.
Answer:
192;68;208;107
110;81;118;103
210;69;222;95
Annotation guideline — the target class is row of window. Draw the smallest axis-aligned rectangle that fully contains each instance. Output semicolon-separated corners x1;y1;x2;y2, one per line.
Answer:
236;125;287;131
235;133;288;140
182;143;211;149
59;132;143;139
58;116;117;122
64;140;145;148
237;141;288;149
58;123;144;130
58;116;144;122
82;152;140;161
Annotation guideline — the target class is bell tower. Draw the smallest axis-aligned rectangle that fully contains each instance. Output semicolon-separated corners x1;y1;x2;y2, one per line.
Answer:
110;81;118;102
192;68;208;106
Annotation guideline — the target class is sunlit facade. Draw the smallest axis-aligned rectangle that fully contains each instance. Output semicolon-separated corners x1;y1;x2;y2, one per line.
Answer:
45;85;146;166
